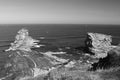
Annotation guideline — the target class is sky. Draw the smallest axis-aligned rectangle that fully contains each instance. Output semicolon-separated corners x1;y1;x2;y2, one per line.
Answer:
0;0;120;24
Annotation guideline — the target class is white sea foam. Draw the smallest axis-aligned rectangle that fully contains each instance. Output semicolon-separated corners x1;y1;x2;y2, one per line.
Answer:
42;51;68;65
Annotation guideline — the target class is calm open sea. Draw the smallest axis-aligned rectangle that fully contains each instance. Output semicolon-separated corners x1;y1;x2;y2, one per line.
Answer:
0;24;119;51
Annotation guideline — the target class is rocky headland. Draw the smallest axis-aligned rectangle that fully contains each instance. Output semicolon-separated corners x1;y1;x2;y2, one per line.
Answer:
0;28;120;80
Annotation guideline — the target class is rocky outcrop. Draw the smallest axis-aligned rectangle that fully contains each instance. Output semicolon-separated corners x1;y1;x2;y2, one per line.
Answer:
85;33;120;70
1;28;120;80
5;28;41;52
85;32;116;58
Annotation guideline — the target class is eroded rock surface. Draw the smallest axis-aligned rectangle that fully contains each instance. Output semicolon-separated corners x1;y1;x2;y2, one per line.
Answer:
5;28;41;52
85;32;116;58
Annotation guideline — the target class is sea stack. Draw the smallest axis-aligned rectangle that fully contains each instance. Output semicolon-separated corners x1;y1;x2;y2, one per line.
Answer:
85;32;116;58
5;28;41;52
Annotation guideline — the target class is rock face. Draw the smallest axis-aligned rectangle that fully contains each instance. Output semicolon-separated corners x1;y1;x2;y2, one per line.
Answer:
90;46;120;70
85;32;116;58
85;33;120;70
5;28;41;52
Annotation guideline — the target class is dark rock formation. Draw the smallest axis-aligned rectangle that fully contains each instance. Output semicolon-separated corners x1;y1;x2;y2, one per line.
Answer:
90;45;120;71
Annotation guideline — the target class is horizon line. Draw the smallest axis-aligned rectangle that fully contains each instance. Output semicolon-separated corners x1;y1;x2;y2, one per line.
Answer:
0;23;120;25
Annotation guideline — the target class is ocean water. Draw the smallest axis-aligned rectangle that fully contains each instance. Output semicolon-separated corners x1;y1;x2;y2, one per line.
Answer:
0;24;120;51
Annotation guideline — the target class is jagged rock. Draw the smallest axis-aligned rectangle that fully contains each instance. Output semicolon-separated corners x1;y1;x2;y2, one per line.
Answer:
85;32;116;58
5;28;41;52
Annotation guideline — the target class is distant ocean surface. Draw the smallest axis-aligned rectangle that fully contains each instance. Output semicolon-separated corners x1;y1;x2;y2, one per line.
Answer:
0;24;120;51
